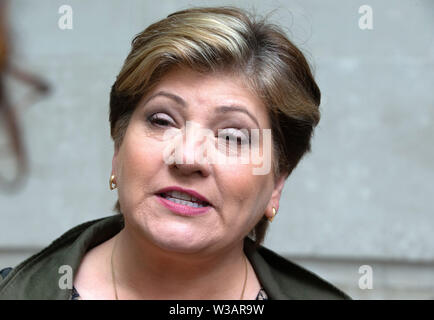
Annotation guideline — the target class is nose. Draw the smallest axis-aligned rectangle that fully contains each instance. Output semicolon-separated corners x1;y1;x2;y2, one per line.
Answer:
169;122;212;177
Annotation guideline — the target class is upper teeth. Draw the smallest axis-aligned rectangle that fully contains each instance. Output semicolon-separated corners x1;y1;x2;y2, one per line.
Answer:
165;190;205;204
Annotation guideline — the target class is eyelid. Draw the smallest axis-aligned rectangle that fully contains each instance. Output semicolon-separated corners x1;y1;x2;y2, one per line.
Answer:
219;127;248;135
148;112;176;126
219;128;247;136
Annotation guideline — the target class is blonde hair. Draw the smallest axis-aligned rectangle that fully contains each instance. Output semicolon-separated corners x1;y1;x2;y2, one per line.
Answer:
110;6;321;246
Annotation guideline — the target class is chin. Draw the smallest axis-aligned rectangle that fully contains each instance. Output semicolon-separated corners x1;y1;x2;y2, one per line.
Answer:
143;222;217;254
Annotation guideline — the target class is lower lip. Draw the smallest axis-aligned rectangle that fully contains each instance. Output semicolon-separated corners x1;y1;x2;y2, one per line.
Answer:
155;194;212;216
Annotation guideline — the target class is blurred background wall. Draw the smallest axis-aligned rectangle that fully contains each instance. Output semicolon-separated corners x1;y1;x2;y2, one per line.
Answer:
0;0;433;299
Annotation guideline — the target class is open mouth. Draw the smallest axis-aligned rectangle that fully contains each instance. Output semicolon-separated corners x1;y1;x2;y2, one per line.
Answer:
158;192;211;208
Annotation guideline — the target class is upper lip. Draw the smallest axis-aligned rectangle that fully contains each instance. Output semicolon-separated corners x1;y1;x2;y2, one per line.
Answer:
156;186;213;206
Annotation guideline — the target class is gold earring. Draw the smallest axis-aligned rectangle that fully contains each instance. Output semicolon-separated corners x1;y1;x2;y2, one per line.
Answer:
268;207;277;222
109;175;117;190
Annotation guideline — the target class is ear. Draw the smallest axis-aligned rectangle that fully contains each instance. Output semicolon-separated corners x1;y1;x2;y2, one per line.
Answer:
264;173;288;220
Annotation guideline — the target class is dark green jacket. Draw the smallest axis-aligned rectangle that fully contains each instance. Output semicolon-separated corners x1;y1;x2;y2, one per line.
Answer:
0;214;350;300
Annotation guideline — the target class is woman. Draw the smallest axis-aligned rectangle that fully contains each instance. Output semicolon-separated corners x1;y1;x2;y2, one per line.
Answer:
0;6;350;300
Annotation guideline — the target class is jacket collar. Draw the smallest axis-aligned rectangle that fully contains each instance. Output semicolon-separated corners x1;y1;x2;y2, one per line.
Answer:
0;215;290;299
0;214;349;300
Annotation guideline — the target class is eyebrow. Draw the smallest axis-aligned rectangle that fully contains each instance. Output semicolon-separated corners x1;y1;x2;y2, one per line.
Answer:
143;91;260;128
143;91;186;107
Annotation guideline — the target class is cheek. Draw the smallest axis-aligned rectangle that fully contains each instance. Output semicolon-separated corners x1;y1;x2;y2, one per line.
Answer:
219;166;271;237
217;164;271;211
117;133;163;192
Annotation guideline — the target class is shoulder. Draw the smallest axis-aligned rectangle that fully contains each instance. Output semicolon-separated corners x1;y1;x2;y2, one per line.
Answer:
0;215;123;299
244;238;351;300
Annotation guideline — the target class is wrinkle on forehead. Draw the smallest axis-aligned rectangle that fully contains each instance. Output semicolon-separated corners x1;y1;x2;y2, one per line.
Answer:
147;66;271;129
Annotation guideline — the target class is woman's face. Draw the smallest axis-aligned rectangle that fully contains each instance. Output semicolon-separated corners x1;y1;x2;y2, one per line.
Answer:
112;67;286;254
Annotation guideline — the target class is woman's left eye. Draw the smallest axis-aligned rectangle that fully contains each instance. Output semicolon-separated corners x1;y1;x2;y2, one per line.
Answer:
218;128;251;145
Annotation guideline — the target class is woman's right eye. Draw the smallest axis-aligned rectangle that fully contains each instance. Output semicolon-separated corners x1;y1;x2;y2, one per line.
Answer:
147;113;175;127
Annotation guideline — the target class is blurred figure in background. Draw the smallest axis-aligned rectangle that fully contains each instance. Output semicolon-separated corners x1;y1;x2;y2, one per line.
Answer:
0;0;49;192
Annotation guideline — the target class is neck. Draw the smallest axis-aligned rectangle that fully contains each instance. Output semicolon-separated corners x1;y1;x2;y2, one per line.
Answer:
111;226;248;299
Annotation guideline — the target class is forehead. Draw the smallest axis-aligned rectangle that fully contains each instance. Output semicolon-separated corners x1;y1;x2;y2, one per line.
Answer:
145;66;270;128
